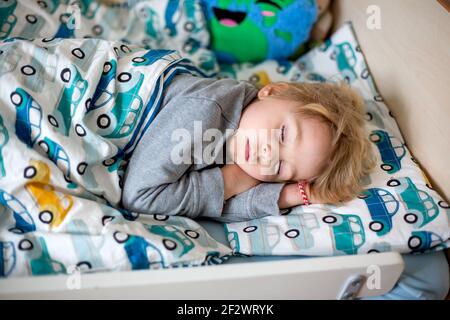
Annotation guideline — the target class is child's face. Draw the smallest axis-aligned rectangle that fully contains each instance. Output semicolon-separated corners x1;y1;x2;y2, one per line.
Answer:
229;86;333;183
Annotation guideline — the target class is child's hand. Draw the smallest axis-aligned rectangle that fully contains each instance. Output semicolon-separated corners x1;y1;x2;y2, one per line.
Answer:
278;182;317;209
220;164;261;200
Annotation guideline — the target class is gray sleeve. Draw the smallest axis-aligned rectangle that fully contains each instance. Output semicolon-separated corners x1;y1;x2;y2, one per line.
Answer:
211;182;286;223
121;96;227;219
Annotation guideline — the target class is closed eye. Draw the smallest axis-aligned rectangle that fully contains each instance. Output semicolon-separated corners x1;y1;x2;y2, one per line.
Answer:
280;125;285;142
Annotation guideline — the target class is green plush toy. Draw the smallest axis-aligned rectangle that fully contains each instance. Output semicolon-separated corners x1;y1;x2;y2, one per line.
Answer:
201;0;319;63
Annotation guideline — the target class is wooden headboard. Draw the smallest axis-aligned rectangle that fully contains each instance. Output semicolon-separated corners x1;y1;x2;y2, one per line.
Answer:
331;0;450;202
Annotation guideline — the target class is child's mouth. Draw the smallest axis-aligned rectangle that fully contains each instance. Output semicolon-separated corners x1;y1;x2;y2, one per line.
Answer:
245;138;250;162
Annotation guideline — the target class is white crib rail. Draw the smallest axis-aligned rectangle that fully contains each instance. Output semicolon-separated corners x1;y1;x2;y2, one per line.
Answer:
0;252;404;299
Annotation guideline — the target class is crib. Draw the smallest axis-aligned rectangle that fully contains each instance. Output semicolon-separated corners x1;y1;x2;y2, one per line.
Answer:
0;0;449;299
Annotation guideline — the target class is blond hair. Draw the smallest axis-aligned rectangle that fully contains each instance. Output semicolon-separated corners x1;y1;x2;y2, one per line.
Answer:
268;81;376;204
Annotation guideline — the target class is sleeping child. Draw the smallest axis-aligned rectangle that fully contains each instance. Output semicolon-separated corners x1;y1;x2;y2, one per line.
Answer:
121;74;376;222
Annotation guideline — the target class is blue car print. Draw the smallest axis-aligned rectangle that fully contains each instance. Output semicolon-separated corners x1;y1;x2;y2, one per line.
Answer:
358;188;399;236
306;72;326;83
0;190;36;234
0;241;16;277
408;231;444;253
38;137;74;184
132;49;177;67
53;13;76;39
0;115;9;177
49;64;88;136
0;0;17;40
113;232;165;270
165;0;184;37
89;60;117;113
11;88;42;148
370;130;406;174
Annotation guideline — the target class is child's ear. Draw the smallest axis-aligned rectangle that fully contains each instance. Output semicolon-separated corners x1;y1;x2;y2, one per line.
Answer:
258;85;272;98
258;83;289;99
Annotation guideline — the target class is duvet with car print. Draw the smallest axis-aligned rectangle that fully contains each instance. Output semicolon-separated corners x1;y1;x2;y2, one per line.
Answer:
0;37;232;278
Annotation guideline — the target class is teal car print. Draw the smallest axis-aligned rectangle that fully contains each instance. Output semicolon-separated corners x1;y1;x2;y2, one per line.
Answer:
157;214;220;250
165;0;200;36
77;0;100;19
36;0;62;14
322;213;366;255
66;219;106;272
0;190;36;234
124;5;163;47
0;0;17;40
0;115;9;177
19;13;45;40
332;42;357;83
226;230;241;253
132;49;177;67
197;51;217;73
49;65;88;136
0;42;21;78
365;100;385;129
368;241;392;254
182;37;202;54
388;177;439;228
276;59;293;75
242;218;281;254
102;148;126;176
285;213;319;250
71;38;100;72
113;232;165;270
98;70;144;139
147;224;195;258
20;236;67;276
0;241;16;277
21;46;58;93
358;188;399;236
408;231;444;253
12;87;42;148
370;129;406;174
